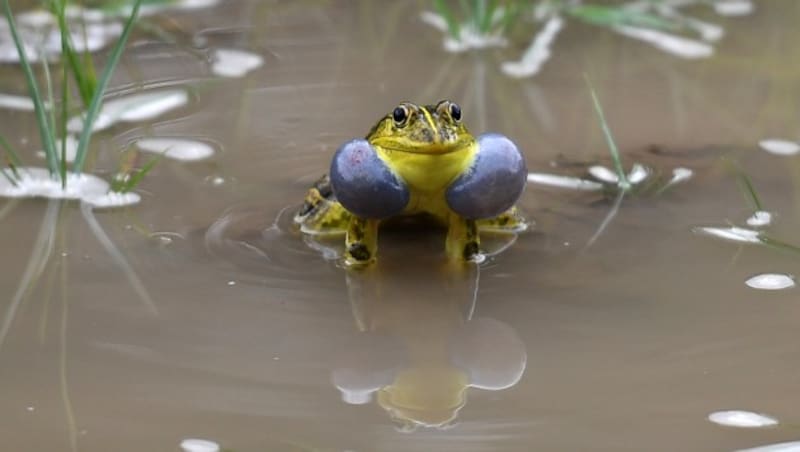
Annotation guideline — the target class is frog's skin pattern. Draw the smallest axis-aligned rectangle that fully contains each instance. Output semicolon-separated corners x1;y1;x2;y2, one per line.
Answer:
295;100;527;266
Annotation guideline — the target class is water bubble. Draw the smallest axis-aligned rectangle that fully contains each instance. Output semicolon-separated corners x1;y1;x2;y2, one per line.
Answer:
708;410;778;428
745;273;795;291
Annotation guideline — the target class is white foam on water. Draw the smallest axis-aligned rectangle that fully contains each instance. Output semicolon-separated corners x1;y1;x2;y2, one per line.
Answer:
0;167;108;201
708;410;778;428
83;191;141;208
614;25;713;59
737;441;800;452
588;165;620;184
136;138;215;161
36;135;78;163
501;16;564;78
0;93;34;111
694;226;762;244
68;89;189;133
746;211;772;227
714;0;754;17
758;139;800;156
527;172;604;191
745;273;795;291
180;438;220;452
670;167;694;184
627;163;650;184
420;11;508;53
17;10;56;28
211;48;264;78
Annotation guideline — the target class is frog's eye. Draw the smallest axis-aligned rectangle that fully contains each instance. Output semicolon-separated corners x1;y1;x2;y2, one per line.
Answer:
449;102;462;122
392;106;409;127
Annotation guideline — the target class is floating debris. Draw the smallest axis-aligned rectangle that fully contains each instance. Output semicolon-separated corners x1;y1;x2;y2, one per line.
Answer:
501;16;564;78
745;273;795;291
737;440;800;452
758;139;800;156
613;26;713;59
713;0;755;17
526;172;603;191
211;48;264;78
694;226;762;244
746;211;772;228
136;137;215;161
67;89;190;133
180;438;220;452
708;410;778;428
626;163;650;184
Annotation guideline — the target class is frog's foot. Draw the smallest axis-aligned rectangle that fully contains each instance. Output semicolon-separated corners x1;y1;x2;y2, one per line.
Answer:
446;133;527;220
294;174;352;235
477;206;529;233
345;216;379;267
446;215;481;262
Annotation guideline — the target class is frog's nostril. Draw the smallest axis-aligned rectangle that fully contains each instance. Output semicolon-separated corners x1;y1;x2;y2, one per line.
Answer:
445;134;526;219
330;139;410;219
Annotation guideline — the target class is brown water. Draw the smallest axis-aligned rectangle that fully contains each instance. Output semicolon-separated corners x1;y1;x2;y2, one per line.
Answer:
2;1;800;451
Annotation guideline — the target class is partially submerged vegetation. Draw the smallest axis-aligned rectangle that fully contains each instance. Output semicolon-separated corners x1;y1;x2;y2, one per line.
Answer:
425;0;754;77
0;0;147;206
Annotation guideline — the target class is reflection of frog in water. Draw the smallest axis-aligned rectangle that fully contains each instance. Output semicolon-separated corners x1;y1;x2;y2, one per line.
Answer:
330;247;527;430
295;100;527;266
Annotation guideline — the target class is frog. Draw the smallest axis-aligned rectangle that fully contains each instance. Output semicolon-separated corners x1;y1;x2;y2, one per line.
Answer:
294;100;528;266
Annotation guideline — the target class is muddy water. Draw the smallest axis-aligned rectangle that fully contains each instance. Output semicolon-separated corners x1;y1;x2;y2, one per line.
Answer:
2;1;800;451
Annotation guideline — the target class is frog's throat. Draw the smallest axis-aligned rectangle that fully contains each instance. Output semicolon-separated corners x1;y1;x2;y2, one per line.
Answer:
375;142;478;194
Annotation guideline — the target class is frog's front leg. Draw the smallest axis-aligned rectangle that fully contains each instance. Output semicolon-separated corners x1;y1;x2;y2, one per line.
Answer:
345;216;379;266
446;133;527;260
446;214;480;261
330;139;409;265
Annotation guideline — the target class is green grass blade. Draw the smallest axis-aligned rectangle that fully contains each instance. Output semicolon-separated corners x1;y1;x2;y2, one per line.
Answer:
0;135;23;178
567;4;681;31
480;0;497;33
73;0;142;174
117;155;160;193
51;0;95;107
39;51;61;178
0;135;19;186
60;43;69;185
3;1;58;176
725;159;764;211
584;75;629;188
433;0;461;39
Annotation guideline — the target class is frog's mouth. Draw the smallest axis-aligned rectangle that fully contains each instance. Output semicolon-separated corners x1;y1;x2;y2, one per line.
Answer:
372;138;473;155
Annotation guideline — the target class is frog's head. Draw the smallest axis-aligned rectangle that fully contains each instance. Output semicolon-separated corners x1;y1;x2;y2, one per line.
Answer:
367;100;474;154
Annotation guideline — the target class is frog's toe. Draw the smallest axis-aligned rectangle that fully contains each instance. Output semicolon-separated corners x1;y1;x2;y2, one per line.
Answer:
446;133;527;219
330;139;410;219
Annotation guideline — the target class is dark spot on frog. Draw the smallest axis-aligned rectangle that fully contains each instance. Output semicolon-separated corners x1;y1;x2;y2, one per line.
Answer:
348;243;371;261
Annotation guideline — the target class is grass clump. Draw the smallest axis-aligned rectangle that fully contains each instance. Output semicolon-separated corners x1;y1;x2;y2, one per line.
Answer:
0;0;146;193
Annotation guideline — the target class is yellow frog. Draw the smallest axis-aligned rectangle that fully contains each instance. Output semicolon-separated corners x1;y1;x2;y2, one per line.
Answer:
295;100;527;266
